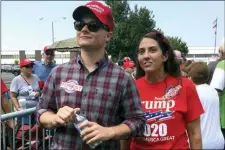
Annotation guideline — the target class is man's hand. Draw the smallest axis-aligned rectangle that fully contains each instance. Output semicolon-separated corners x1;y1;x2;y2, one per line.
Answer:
51;106;80;128
80;121;115;145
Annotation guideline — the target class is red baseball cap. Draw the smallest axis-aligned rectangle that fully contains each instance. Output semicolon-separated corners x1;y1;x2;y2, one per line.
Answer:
123;61;136;70
72;1;115;31
43;45;51;52
20;59;34;68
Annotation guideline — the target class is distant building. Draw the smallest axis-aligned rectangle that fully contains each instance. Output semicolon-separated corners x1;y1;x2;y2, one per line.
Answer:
186;46;219;62
1;50;72;64
0;46;219;64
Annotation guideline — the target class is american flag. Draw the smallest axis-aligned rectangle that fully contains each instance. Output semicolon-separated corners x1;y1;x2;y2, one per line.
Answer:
213;18;217;34
145;111;174;122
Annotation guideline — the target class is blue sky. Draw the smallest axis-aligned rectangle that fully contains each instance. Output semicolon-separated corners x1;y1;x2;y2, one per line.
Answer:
2;1;224;51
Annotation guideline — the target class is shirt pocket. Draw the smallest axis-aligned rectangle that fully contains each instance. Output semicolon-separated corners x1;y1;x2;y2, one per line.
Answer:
92;87;120;126
93;87;119;105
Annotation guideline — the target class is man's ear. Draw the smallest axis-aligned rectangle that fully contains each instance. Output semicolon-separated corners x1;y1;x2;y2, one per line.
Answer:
105;32;112;42
42;53;45;59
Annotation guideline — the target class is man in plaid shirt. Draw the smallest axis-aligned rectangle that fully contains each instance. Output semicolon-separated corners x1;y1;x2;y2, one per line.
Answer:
36;1;145;149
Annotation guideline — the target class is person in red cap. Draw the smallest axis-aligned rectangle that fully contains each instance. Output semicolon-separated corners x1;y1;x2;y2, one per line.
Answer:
1;79;14;149
10;59;41;112
32;46;56;82
123;61;136;79
1;79;13;128
10;59;41;126
32;45;56;139
36;1;145;150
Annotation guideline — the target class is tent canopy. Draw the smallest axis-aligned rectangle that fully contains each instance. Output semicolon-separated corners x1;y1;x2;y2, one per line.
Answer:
49;37;80;52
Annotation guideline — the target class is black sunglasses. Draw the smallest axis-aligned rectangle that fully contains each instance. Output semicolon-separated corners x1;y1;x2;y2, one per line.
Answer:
24;65;33;68
74;21;109;32
45;52;55;56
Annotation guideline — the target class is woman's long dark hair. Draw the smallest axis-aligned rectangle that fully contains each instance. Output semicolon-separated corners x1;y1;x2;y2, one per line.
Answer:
136;30;181;79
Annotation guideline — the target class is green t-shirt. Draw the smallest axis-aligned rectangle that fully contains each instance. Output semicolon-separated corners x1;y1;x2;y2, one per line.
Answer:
210;60;225;128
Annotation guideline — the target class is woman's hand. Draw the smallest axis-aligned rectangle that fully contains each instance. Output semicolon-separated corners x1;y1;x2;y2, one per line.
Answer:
34;92;41;97
16;107;22;111
6;119;14;128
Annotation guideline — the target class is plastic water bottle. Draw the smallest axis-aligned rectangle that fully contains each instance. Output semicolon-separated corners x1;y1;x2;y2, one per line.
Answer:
74;114;102;149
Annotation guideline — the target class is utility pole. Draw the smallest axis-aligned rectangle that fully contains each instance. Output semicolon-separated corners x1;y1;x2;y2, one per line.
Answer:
52;21;54;44
213;18;218;55
39;17;66;44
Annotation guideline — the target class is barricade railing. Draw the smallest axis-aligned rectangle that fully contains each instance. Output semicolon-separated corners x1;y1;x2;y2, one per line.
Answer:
0;107;53;150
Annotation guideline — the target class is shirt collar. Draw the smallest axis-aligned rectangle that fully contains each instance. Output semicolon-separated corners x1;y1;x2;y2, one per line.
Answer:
76;53;109;70
41;61;54;67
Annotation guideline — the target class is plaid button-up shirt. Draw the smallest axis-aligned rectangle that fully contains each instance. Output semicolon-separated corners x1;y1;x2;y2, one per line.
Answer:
36;55;145;150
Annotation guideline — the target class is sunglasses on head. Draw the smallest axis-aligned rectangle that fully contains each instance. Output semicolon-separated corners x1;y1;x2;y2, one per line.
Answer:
74;21;109;32
45;52;54;56
24;64;33;68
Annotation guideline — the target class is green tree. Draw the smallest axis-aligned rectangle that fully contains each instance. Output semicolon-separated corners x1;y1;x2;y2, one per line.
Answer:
104;0;156;62
167;36;189;56
151;27;189;56
148;27;188;56
155;28;164;34
14;60;19;65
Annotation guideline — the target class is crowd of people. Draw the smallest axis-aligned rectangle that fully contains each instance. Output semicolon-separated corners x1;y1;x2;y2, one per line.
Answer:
120;36;225;149
1;46;56;149
1;1;225;149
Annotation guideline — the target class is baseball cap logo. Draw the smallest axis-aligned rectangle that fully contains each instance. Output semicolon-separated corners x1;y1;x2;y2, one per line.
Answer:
73;1;115;31
86;4;104;13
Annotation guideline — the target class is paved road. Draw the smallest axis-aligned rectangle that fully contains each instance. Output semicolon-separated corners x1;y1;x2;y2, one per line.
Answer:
1;72;16;88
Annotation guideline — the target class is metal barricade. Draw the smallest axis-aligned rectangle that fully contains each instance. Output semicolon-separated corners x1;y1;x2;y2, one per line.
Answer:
0;107;53;150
